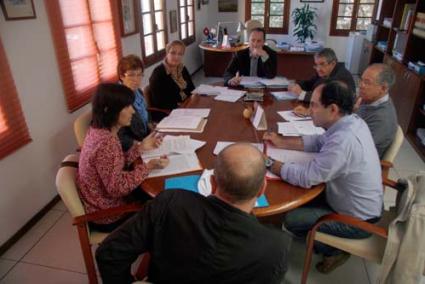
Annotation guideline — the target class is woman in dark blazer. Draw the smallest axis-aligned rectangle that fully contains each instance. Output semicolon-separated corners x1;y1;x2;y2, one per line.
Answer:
149;40;195;112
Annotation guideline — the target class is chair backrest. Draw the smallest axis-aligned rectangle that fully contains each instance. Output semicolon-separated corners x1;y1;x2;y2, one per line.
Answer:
55;154;86;218
244;19;263;34
383;125;404;163
74;111;92;147
143;85;152;108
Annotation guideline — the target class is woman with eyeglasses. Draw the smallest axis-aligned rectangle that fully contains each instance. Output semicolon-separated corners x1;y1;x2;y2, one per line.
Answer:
149;40;195;118
117;55;150;151
77;83;169;232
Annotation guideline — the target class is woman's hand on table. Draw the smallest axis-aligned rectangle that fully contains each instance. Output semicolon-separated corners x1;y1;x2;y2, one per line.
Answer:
138;131;163;152
147;155;169;170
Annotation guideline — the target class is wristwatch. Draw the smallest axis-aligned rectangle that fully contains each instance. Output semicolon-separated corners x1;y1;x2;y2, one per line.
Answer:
265;157;275;170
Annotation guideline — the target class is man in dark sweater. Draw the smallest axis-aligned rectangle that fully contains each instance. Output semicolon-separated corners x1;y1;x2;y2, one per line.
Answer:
96;143;288;284
224;27;277;86
356;63;398;159
288;48;355;102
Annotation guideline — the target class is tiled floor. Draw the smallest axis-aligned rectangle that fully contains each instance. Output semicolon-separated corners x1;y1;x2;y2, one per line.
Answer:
1;71;425;283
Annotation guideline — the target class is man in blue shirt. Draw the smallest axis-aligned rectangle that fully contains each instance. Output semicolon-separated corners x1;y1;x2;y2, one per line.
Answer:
264;81;382;273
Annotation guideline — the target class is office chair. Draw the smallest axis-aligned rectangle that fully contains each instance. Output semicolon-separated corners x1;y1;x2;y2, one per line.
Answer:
55;154;146;284
74;111;92;148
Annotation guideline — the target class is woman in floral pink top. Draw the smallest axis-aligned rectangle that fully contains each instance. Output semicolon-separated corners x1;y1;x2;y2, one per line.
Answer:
77;83;169;232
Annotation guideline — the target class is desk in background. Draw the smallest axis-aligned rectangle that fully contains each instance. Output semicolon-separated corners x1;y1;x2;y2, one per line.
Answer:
199;43;316;80
141;91;324;218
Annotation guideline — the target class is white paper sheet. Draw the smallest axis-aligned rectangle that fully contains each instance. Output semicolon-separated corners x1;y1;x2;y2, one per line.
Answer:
145;153;202;178
156;115;203;130
292;120;325;136
142;135;206;159
214;89;245;102
213;141;264;155
271;91;298;100
192;84;221;95
267;145;316;164
259;77;289;87
277;122;300;136
278;110;312;122
169;108;210;118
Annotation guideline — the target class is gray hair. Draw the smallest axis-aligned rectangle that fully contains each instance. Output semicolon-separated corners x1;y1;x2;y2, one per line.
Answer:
315;48;338;64
371;63;395;88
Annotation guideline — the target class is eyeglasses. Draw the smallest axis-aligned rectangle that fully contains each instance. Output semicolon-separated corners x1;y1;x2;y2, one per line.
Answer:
124;71;143;77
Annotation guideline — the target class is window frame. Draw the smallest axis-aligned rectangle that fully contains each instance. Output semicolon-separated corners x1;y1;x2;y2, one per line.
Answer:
330;0;379;37
139;0;168;67
177;0;196;45
46;0;123;112
245;0;290;34
0;37;32;159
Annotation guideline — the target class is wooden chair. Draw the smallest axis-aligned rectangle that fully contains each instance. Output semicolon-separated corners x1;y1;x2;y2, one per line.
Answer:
300;176;410;284
55;154;146;284
382;125;404;163
73;111;92;148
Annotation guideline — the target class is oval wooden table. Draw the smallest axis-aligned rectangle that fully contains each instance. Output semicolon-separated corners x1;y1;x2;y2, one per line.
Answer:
141;90;324;218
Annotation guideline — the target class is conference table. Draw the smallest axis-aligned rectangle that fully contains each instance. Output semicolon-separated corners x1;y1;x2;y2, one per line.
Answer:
141;88;325;218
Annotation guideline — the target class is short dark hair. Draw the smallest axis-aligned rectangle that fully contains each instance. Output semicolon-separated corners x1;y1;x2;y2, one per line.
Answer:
117;54;144;79
315;48;337;64
91;83;135;129
214;143;266;202
319;80;355;115
249;27;266;40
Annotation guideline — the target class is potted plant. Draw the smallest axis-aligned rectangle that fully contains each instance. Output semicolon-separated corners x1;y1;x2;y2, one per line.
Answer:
292;4;318;43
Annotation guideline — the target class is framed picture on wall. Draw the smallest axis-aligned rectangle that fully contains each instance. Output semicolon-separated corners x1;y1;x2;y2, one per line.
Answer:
0;0;36;21
218;0;238;12
169;10;178;33
118;0;139;37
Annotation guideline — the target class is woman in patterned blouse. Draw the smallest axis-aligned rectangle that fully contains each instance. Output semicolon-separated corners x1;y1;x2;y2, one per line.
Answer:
117;55;150;151
77;83;169;232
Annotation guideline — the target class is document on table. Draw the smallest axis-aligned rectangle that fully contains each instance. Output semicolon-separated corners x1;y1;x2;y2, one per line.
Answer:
169;108;210;118
192;84;221;95
266;145;316;164
142;135;206;159
239;76;264;88
271;91;298;101
145;153;202;178
278;110;312;122
157;119;208;133
278;121;324;136
156;115;202;129
259;77;289;88
214;89;245;102
213;141;264;155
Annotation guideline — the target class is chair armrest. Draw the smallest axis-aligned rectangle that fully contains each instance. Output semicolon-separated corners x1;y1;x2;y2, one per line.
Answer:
311;213;388;239
147;107;170;115
73;202;144;225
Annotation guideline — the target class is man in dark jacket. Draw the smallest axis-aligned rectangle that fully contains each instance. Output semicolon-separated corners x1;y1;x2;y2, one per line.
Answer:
96;143;288;284
288;48;355;102
224;27;277;86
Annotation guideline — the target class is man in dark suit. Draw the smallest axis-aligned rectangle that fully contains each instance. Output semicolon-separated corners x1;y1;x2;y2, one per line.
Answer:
288;48;355;102
96;143;288;284
224;27;277;86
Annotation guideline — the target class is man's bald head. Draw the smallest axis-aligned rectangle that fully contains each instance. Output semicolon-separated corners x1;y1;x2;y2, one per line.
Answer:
214;143;266;203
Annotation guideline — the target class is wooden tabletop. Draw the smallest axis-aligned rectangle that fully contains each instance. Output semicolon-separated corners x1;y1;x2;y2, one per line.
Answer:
141;91;324;217
199;43;249;53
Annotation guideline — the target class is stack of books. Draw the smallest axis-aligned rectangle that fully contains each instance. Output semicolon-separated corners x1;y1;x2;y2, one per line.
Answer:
413;12;425;39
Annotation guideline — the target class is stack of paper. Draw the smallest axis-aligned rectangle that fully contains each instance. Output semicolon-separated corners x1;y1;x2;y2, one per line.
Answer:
213;141;264;155
192;84;228;96
278;110;311;122
142;135;205;178
156;109;210;133
271;91;298;101
267;145;316;164
278;121;324;136
240;76;289;88
214;89;245;102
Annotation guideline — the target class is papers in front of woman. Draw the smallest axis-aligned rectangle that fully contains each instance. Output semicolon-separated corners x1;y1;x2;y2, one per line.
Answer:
142;135;206;159
278;121;325;136
144;153;202;178
214;89;245;102
169;108;210;118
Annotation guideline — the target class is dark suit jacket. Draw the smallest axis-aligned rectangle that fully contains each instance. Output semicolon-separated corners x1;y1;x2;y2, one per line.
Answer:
223;45;277;85
149;63;195;111
299;62;356;102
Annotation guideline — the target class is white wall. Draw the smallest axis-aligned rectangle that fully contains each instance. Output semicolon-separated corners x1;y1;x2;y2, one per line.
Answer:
0;0;345;246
